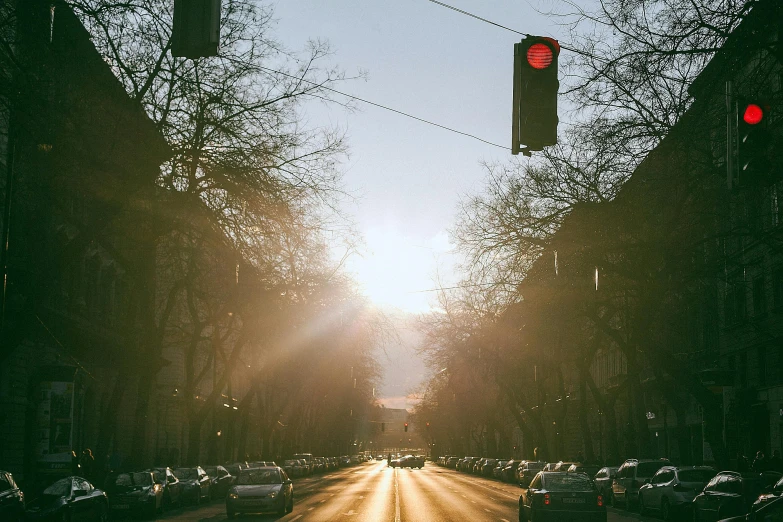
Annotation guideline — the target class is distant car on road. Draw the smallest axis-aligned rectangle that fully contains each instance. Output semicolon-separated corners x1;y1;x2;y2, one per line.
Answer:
226;467;293;518
518;461;547;488
391;455;425;469
519;471;607;522
0;470;24;522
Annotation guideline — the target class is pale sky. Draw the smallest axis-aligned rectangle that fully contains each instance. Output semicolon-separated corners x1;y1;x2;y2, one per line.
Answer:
272;0;567;313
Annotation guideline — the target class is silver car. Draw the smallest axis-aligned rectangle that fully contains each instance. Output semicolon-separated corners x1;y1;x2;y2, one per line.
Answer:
226;467;293;518
638;465;715;520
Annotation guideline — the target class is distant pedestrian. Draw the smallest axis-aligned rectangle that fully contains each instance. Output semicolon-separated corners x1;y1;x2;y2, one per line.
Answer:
753;450;768;472
80;449;95;480
770;450;783;473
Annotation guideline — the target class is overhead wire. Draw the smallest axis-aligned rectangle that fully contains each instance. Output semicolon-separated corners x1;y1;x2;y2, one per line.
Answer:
258;66;509;151
425;0;583;56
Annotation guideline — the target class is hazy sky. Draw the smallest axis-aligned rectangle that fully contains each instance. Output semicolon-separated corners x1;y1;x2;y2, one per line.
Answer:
271;0;568;311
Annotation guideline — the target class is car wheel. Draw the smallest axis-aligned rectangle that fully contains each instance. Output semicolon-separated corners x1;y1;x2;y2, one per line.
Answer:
639;495;648;516
661;498;671;521
610;492;617;508
286;496;294;514
278;501;286;516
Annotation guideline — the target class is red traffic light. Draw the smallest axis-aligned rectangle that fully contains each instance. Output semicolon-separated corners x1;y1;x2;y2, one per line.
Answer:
743;104;764;125
527;43;554;69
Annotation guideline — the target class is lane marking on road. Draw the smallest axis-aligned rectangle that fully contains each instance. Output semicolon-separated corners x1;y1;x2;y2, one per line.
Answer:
394;468;401;522
484;508;491;512
320;499;327;503
501;519;510;522
290;516;303;521
308;507;314;511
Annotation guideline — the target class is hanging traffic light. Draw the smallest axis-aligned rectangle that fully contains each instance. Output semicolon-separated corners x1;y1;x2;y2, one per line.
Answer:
512;36;560;155
404;423;408;432
736;99;774;185
172;0;221;58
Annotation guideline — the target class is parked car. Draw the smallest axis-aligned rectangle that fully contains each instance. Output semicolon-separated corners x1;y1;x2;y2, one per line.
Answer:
569;464;603;478
446;456;460;469
494;460;509;479
638;465;715;520
226;467;293;518
104;470;163;518
518;461;547;487
148;467;182;509
25;476;108;522
502;459;520;482
481;459;498;477
612;458;671;510
717;495;783;522
692;471;781;522
0;470;24;522
519;471;607;522
553;461;578;472
593;467;619;503
204;465;234;500
174;466;211;505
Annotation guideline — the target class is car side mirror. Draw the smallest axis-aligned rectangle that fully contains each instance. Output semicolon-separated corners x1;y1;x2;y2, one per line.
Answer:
285;479;292;485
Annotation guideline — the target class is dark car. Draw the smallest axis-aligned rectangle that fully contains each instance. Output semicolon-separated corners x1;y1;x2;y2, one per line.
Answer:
104;471;162;518
638;465;715;520
502;460;520;482
568;464;603;478
446;457;460;469
519;471;607;522
174;467;211;505
482;459;498;477
518;461;547;488
25;476;108;522
226;467;293;518
692;471;782;522
148;467;182;509
203;465;234;500
593;467;619;503
612;458;671;510
724;495;783;522
391;455;424;468
0;471;24;522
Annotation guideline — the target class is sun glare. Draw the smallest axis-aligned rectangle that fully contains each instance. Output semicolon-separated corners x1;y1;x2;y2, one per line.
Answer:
342;225;452;314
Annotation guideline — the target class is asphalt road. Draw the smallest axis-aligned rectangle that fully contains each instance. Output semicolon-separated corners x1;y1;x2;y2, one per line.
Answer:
149;460;664;522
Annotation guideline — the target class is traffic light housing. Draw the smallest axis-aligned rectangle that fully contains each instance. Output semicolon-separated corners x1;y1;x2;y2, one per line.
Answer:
512;36;560;155
736;99;774;185
404;423;408;432
172;0;221;58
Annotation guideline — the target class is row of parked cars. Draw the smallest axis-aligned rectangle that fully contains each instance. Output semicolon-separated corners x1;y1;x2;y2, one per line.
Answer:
0;453;375;522
437;455;783;521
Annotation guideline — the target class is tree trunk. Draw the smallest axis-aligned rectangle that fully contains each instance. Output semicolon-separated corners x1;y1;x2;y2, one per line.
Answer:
96;370;129;469
186;414;205;465
579;369;596;463
129;370;154;469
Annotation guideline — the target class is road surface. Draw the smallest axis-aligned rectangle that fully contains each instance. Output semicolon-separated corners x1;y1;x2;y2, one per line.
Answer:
151;460;664;522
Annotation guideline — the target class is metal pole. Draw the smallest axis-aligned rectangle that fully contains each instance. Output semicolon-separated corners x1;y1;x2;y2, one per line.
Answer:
726;80;735;190
0;112;16;328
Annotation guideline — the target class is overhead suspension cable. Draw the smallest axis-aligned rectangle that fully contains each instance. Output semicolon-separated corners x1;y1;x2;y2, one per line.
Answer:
259;66;508;151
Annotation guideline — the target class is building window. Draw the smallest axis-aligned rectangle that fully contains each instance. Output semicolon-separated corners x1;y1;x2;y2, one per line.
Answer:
758;346;767;387
724;283;747;325
773;268;783;311
753;276;767;317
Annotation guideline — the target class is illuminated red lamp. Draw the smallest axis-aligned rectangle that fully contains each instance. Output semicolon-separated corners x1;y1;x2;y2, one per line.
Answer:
743;104;764;125
597;495;603;507
527;43;554;69
544;493;551;505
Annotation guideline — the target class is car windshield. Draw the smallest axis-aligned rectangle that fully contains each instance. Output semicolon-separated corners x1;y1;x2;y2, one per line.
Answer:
544;474;595;491
238;470;282;485
0;475;12;492
43;479;71;497
638;462;666;478
113;473;152;487
679;470;715;482
176;468;198;479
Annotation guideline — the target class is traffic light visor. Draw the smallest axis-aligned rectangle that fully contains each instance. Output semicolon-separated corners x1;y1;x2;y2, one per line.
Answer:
743;104;764;125
527;43;554;69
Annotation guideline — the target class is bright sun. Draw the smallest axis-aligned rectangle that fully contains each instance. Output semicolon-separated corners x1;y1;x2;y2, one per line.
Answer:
341;225;452;314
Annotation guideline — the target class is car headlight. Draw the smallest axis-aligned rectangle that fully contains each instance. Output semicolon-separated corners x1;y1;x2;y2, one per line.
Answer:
228;493;239;499
268;491;277;498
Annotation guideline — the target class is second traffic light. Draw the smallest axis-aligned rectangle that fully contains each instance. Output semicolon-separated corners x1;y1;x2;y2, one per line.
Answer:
404;422;408;432
512;36;560;155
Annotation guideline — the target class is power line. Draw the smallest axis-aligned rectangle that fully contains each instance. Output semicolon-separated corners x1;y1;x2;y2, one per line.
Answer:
427;0;529;37
258;66;509;151
425;0;582;56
